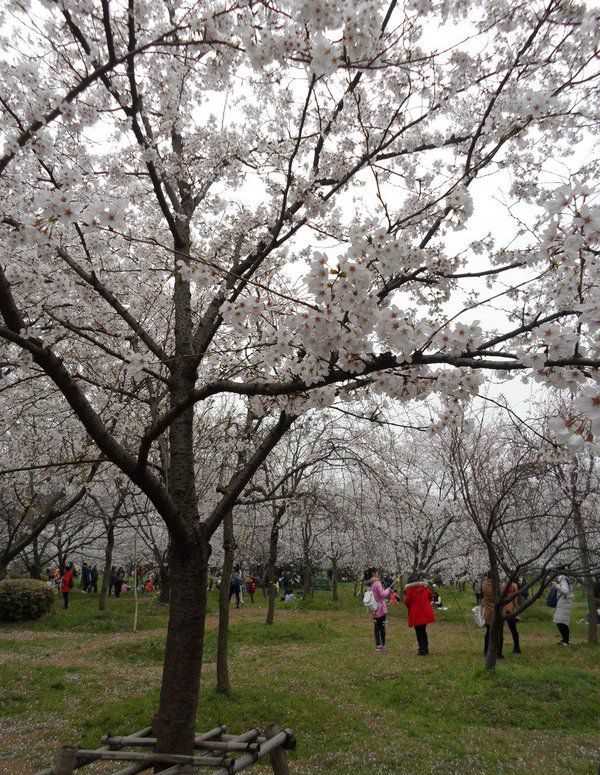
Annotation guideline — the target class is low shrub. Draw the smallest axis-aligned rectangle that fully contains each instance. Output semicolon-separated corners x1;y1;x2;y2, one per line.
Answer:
0;578;56;621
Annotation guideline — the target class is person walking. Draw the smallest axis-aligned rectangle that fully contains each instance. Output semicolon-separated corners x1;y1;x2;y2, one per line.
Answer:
246;576;257;603
60;563;74;610
81;562;91;593
553;573;574;645
88;565;98;593
404;573;435;656
114;567;125;598
366;568;394;652
503;577;521;654
229;565;242;608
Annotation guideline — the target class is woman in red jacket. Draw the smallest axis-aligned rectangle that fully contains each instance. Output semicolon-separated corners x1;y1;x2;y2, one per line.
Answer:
404;573;435;656
60;563;74;610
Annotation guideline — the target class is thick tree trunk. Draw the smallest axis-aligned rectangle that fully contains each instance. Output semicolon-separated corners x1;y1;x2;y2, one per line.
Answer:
484;550;503;670
485;608;503;670
331;556;338;601
572;500;597;644
153;536;209;757
99;522;114;611
216;510;235;695
301;544;312;598
265;525;279;626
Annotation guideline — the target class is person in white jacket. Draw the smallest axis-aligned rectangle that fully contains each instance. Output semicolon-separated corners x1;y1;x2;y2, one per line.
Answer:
553;574;574;645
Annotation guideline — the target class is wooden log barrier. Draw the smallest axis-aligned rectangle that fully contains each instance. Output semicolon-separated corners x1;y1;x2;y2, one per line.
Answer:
34;722;294;775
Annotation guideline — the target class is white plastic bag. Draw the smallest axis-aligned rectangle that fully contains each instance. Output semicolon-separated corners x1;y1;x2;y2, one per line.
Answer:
472;604;486;628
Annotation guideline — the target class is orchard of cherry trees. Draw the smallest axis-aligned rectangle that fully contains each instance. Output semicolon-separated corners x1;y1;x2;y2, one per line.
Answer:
0;0;599;759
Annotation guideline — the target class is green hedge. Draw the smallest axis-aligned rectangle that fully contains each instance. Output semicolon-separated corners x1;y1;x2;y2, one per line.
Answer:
0;578;56;621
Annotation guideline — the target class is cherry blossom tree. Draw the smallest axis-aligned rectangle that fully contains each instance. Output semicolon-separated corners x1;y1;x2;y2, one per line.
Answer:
1;0;599;755
447;414;595;669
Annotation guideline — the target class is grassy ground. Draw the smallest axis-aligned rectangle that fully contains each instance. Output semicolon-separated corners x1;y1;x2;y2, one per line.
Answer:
0;585;598;775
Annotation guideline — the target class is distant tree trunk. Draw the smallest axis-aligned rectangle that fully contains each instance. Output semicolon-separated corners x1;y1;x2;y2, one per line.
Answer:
99;523;114;612
216;510;234;695
302;564;312;597
57;548;66;576
353;573;359;597
331;556;338;601
26;536;43;579
265;524;279;626
159;565;171;604
572;499;597;644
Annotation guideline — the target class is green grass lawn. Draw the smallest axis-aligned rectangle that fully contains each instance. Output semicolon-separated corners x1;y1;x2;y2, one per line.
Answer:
0;585;598;775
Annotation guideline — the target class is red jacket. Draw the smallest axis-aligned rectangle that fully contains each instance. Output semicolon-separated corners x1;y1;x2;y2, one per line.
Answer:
404;582;435;628
60;570;73;593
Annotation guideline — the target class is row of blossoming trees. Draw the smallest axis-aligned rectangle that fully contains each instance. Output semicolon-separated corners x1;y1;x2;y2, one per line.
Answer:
1;0;599;754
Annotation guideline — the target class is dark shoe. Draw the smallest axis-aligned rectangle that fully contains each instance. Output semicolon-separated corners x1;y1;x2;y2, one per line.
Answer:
513;647;521;654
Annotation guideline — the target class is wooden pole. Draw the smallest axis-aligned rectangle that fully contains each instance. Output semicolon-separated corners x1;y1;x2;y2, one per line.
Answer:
53;746;77;775
265;725;291;775
74;749;231;768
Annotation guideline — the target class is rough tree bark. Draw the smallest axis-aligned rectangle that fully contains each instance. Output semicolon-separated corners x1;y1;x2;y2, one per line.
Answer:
216;510;235;695
99;522;114;612
153;534;210;758
484;557;504;671
331;556;338;602
265;506;285;626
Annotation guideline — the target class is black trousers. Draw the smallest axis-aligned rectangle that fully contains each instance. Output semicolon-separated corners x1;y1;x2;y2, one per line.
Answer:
415;624;429;654
556;622;570;643
62;592;69;609
373;614;386;646
229;585;240;607
506;616;520;651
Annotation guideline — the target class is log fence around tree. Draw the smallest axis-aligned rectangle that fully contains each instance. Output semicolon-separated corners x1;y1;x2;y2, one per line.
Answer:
35;723;296;775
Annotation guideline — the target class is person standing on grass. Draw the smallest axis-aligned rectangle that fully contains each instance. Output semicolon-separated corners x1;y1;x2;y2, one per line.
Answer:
60;563;74;610
114;567;125;598
88;565;98;594
366;567;394;653
553;573;574;645
503;577;521;654
404;573;435;656
229;564;242;608
81;562;90;593
246;576;257;603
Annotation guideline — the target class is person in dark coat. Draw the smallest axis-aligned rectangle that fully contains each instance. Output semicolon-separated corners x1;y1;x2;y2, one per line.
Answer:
89;565;98;593
114;567;125;598
404;573;435;655
81;562;91;592
229;565;242;608
109;565;117;596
